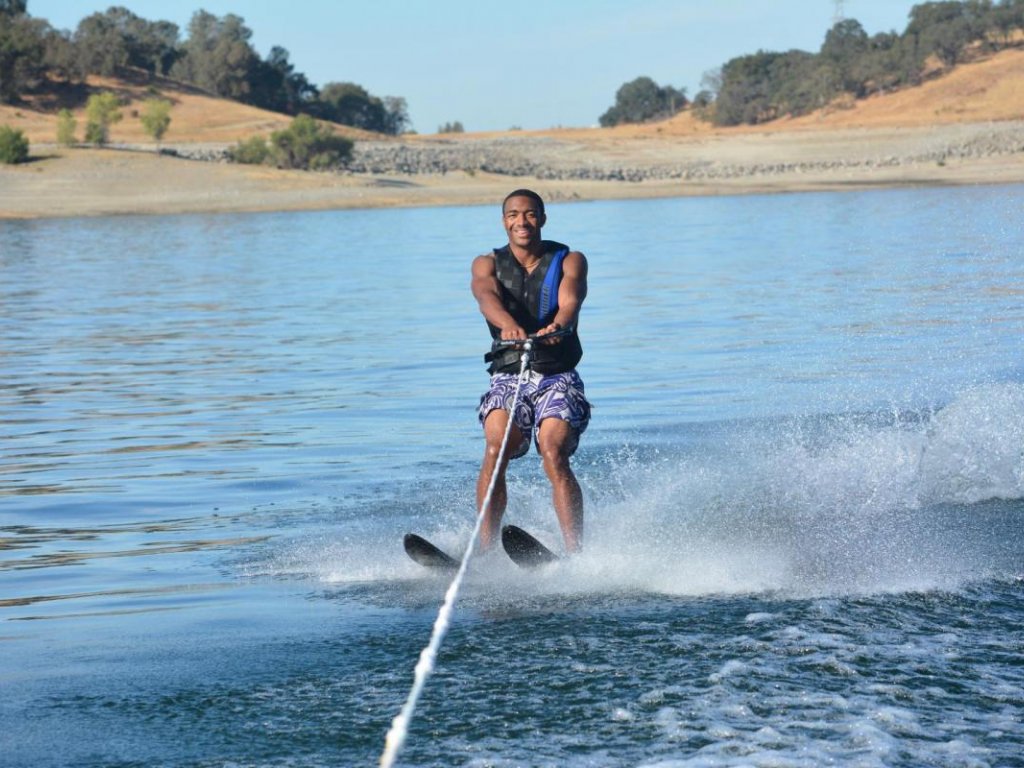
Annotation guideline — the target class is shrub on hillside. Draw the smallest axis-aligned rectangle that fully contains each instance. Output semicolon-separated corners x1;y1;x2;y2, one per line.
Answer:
56;108;77;145
84;92;123;145
228;135;270;165
229;115;352;170
0;125;30;163
140;98;172;142
269;114;352;170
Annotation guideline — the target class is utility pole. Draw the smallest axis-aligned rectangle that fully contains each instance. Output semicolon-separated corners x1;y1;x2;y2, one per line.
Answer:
833;0;846;26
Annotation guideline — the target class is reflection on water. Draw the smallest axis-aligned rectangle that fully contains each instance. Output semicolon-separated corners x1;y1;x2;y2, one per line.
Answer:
1;531;268;571
2;581;231;611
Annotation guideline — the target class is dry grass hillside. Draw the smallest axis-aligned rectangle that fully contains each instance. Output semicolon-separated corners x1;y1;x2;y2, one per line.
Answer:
0;72;378;145
783;46;1024;130
540;46;1024;141
1;47;1023;147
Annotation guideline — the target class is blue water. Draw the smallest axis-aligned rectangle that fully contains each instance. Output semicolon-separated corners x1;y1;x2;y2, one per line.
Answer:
2;186;1023;767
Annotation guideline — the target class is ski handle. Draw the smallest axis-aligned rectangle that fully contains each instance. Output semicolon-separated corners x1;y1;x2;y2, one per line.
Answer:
493;326;573;350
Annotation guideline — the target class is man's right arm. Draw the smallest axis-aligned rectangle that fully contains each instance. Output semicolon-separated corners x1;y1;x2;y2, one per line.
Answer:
471;254;526;340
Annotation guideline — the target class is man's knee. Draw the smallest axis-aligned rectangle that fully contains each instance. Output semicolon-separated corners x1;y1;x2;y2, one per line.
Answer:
537;419;578;463
485;438;521;461
484;432;525;466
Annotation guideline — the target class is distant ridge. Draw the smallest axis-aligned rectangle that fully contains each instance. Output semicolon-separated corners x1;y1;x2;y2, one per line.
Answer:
2;47;1023;146
776;46;1024;130
600;47;1024;139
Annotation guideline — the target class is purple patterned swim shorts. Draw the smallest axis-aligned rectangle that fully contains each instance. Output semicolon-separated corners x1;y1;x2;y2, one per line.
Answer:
478;369;591;459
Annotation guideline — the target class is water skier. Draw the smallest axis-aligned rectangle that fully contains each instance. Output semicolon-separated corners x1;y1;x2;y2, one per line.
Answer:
471;189;591;553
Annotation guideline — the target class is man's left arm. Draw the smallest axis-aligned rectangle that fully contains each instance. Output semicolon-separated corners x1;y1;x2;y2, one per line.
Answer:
539;250;588;339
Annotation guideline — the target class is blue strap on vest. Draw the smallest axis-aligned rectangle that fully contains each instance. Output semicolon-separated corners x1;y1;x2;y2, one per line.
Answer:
538;248;568;322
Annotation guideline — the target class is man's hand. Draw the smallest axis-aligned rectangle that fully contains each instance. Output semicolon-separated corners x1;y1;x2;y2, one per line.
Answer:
537;322;565;344
500;324;528;341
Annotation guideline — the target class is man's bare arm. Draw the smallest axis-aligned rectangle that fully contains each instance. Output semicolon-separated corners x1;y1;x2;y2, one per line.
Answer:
471;254;526;340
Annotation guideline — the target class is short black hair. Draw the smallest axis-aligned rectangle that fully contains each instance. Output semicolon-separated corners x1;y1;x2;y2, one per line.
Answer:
502;188;545;216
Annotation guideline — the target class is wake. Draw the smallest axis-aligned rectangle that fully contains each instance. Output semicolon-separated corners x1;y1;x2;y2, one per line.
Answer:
254;382;1024;600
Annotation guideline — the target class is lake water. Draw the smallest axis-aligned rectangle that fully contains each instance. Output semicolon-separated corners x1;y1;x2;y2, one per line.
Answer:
2;186;1023;767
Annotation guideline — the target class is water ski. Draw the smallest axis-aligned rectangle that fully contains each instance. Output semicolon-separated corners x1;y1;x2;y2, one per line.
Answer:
404;533;459;570
501;525;560;569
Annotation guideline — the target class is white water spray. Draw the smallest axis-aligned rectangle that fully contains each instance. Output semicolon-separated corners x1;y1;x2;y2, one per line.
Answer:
380;340;535;768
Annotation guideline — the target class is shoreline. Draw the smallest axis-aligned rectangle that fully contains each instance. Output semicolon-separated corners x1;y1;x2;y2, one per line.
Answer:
2;121;1023;220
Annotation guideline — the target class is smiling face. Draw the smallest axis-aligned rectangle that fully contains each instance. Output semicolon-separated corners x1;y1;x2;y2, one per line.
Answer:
502;194;546;250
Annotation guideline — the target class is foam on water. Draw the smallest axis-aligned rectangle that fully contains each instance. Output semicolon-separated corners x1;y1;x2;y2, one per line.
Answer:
15;455;1021;768
258;382;1024;602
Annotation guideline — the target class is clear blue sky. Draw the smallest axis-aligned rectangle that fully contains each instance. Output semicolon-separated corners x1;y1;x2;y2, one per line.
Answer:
32;0;921;133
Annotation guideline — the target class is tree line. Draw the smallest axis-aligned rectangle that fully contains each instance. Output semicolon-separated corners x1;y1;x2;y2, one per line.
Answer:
0;2;410;135
600;0;1024;128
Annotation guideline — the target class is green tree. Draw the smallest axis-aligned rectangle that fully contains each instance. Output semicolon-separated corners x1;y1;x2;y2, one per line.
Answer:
318;81;386;130
140;98;171;142
822;19;870;64
84;91;123;145
42;26;85;83
125;18;180;76
0;1;27;16
171;11;257;99
56;108;77;145
599;76;687;127
992;0;1024;46
0;13;49;102
74;7;180;77
0;125;29;163
849;31;918;93
907;1;974;66
691;1;1021;128
382;96;411;135
267;114;352;170
437;120;464;133
74;9;130;76
712;52;778;125
711;48;839;125
770;50;836;114
314;82;409;135
821;18;870;94
246;46;317;114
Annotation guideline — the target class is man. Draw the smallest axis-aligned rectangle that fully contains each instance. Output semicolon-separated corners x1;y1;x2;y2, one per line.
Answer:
471;189;591;554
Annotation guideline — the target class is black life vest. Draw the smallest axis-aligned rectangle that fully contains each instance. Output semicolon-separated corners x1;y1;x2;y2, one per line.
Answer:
485;240;583;375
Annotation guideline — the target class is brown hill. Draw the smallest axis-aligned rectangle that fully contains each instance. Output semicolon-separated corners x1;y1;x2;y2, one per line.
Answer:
535;46;1024;141
3;47;1024;146
4;46;1024;148
781;46;1024;130
0;72;379;145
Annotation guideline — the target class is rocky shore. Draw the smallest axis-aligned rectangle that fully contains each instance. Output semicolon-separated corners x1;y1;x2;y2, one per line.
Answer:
145;119;1024;183
346;122;1024;182
3;120;1024;220
4;43;1022;219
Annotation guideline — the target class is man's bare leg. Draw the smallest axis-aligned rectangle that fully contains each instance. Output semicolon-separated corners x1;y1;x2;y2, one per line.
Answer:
476;409;524;551
537;418;583;553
